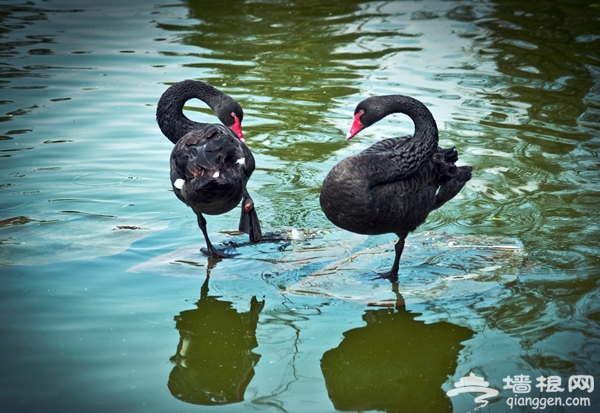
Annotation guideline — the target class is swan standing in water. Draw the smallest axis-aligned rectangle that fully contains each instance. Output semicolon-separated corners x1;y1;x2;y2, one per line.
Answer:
157;80;261;258
320;95;472;282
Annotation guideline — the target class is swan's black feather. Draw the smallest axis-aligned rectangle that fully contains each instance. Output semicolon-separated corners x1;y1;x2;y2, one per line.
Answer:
320;95;472;282
157;80;262;257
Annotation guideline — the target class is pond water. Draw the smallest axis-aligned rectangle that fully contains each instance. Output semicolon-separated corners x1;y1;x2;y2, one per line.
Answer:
1;0;599;412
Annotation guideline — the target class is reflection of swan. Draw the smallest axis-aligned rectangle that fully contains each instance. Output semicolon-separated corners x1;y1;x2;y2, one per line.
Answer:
156;80;262;258
320;95;472;282
320;295;473;412
168;275;264;405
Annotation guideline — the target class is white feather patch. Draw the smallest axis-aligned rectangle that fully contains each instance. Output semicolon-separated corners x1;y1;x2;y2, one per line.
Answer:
212;171;220;178
236;157;246;165
291;228;305;240
173;179;185;189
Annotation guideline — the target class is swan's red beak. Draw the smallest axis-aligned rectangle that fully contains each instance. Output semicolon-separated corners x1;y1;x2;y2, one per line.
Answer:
230;112;245;142
346;112;364;140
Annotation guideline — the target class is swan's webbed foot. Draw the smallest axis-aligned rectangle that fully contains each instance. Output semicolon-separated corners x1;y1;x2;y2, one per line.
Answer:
371;271;399;284
200;245;240;258
197;213;239;258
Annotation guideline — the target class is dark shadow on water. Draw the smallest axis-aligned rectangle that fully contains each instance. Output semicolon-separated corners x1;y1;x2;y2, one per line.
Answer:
168;261;265;405
321;286;474;413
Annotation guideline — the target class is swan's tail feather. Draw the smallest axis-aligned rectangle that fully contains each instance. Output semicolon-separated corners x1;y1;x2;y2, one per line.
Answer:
438;146;459;163
239;198;262;242
434;165;472;209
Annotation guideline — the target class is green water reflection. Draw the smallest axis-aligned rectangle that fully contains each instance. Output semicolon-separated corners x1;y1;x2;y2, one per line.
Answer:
457;0;600;271
321;298;473;413
0;0;599;412
169;274;264;405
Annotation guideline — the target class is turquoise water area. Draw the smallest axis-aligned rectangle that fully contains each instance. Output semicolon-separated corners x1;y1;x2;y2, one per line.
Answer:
1;1;599;412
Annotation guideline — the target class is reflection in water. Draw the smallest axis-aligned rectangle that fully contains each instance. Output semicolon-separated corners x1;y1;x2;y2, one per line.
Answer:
321;291;473;413
169;273;265;405
460;0;600;270
457;0;600;379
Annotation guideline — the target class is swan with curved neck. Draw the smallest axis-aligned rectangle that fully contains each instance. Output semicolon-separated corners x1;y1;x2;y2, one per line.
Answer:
320;95;472;282
157;79;261;258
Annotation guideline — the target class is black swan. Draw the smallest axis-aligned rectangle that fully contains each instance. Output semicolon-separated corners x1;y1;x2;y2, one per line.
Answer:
320;95;472;282
156;79;262;258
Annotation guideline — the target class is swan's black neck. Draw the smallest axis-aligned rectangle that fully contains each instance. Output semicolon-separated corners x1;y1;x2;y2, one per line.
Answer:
156;80;242;144
358;95;439;177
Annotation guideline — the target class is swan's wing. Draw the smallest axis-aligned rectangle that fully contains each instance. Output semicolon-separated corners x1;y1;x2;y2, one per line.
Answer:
170;126;238;179
239;144;255;178
359;136;411;155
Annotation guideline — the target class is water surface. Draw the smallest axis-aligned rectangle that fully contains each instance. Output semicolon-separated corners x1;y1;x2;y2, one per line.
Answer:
1;0;599;412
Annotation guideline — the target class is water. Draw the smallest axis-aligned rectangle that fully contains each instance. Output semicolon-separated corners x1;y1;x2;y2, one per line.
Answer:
1;0;599;412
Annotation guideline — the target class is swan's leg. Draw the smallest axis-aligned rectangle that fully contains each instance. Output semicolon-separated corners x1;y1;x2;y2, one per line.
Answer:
389;238;404;278
197;214;239;258
373;237;404;283
239;190;262;243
